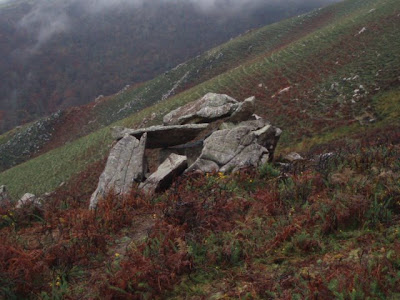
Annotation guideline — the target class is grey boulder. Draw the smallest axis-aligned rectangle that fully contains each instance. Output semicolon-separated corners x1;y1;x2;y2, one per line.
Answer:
187;119;281;173
228;96;256;123
140;154;188;194
163;93;239;125
89;133;147;209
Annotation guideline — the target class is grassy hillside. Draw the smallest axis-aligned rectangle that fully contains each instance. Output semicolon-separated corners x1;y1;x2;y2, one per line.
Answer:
1;0;399;199
0;0;338;172
0;0;333;133
1;119;399;299
0;0;400;298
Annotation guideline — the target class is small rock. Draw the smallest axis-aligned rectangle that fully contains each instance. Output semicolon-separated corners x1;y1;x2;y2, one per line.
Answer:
16;193;40;208
283;152;304;163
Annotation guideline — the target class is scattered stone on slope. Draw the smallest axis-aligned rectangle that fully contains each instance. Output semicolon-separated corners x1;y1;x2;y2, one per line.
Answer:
89;133;147;209
163;93;239;126
228;96;256;123
111;124;208;148
187;120;281;173
283;152;304;163
16;193;40;208
0;185;10;205
139;154;188;194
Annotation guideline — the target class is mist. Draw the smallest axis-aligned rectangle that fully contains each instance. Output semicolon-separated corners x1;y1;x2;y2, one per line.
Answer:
16;0;341;51
1;0;342;133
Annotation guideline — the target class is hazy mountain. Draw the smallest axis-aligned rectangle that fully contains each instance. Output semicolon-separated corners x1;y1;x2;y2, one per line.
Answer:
0;0;338;133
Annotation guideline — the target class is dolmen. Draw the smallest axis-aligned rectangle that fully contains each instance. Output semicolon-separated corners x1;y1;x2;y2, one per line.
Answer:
89;93;282;209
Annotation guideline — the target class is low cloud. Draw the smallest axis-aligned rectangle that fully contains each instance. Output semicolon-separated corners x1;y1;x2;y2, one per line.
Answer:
16;0;340;52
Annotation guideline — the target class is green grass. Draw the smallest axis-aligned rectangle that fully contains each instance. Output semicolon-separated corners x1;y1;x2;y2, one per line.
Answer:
374;89;400;121
0;127;111;199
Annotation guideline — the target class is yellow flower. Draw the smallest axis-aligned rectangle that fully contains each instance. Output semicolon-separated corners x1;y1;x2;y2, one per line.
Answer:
56;281;61;287
217;172;227;179
115;253;120;258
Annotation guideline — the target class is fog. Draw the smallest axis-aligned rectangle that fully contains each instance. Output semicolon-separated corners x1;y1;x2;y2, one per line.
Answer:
12;0;340;51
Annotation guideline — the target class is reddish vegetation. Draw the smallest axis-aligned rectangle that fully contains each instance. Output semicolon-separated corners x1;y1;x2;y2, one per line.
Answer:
1;125;399;298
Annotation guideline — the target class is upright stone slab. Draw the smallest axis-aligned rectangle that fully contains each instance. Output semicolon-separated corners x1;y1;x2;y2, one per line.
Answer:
139;154;188;194
163;93;239;125
89;133;147;209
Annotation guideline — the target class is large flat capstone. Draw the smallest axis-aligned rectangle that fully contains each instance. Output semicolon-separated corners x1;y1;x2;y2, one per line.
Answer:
163;93;239;125
111;123;208;148
89;133;147;209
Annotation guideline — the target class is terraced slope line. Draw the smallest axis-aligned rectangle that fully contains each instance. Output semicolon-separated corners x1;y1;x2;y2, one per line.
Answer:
1;0;400;199
0;1;340;172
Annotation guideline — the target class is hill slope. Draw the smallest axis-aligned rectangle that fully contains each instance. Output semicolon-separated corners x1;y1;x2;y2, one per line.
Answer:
0;0;399;298
0;0;336;133
1;0;399;199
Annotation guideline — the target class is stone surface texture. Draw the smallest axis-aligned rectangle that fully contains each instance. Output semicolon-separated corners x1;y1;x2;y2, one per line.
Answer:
228;96;256;123
187;120;281;173
163;93;239;125
89;133;147;209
